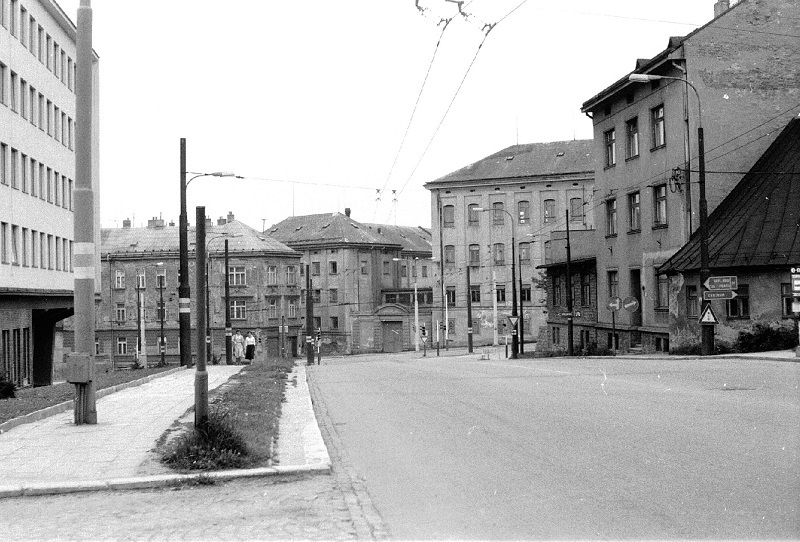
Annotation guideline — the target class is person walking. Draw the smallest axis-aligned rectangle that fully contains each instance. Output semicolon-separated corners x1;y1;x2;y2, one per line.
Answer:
232;330;245;365
245;331;256;364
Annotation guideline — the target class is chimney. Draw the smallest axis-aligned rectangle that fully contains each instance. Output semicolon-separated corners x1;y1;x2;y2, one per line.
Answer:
227;211;235;223
217;216;227;226
714;0;730;18
122;218;131;228
345;207;351;217
206;217;212;228
169;221;175;227
147;216;165;228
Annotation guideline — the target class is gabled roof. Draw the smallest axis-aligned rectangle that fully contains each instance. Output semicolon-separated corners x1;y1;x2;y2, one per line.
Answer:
362;223;432;254
658;118;800;274
267;213;399;248
424;140;594;186
102;220;298;257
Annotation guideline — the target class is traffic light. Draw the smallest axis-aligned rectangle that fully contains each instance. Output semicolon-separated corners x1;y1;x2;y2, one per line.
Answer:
315;328;321;342
420;324;427;337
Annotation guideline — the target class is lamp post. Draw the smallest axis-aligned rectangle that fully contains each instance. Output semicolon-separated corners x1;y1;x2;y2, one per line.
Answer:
178;137;240;368
136;262;163;369
628;73;713;355
475;207;518;358
205;233;241;364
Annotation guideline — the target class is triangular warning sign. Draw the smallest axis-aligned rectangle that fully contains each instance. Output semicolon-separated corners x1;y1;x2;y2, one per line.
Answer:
507;316;519;327
699;304;720;325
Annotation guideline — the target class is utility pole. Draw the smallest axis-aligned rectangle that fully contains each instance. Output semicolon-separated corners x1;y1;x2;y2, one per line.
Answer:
306;265;314;365
137;278;147;368
566;210;574;356
69;0;96;424
195;206;208;428
224;239;232;365
466;265;473;353
159;275;165;366
179;138;191;367
518;253;524;355
492;269;499;346
510;225;518;360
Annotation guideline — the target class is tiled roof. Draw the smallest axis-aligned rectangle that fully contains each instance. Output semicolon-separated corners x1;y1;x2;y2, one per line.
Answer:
101;220;298;257
425;140;594;186
362;223;432;254
658;118;800;274
267;213;397;247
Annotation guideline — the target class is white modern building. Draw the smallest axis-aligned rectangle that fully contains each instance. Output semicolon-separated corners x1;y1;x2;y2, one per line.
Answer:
0;0;99;387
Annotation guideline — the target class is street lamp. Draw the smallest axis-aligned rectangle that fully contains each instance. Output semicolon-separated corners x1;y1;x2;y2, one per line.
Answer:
394;257;421;352
628;73;713;355
178;136;241;367
204;233;242;364
136;262;164;369
474;206;518;359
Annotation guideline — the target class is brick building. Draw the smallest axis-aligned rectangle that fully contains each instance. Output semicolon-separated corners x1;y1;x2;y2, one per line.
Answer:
580;0;800;353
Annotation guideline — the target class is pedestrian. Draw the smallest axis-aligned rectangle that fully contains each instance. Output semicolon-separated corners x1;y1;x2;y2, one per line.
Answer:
245;331;256;363
233;330;245;365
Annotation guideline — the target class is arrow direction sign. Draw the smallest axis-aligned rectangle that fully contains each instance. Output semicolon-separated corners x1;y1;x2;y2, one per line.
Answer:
703;290;737;301
704;276;738;291
622;296;640;312
699;304;720;325
607;296;622;311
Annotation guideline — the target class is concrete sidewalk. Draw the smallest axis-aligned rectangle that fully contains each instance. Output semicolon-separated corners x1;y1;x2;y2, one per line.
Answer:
0;361;330;498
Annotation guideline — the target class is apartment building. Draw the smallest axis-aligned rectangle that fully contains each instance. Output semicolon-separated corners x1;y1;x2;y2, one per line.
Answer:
424;140;594;350
580;0;800;352
0;0;99;386
267;209;434;354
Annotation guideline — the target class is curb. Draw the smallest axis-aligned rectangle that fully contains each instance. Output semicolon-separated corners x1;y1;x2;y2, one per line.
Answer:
0;366;187;434
0;463;331;500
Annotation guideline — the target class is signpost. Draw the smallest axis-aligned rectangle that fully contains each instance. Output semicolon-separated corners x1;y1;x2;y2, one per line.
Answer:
699;304;720;325
792;267;800;358
607;296;622;355
705;276;738;291
622;296;639;313
703;290;737;301
507;316;519;337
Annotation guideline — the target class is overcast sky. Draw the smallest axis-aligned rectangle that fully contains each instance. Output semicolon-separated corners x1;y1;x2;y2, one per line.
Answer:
57;0;716;230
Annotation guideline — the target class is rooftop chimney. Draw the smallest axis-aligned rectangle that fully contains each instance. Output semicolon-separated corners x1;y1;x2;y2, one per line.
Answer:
122;218;131;228
345;207;351;217
227;211;235;223
169;221;175;227
714;0;730;18
206;217;212;227
147;216;165;228
217;216;227;226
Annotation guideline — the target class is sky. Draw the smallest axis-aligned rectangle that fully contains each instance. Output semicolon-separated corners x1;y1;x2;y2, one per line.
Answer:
56;0;718;231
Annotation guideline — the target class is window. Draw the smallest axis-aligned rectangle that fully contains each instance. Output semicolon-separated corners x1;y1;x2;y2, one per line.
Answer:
492;202;504;225
156;271;166;289
117;337;128;355
229;266;246;286
651;105;665;148
0;222;7;263
604;128;616;167
286;265;297;285
496;285;506;302
553;276;562;306
421;265;428;278
115;303;126;322
268;298;277;318
468;203;480;225
519;242;530;263
328;261;338;274
360;260;368;275
400;263;407;277
383;261;390;275
608;271;619;298
312;289;321;303
115;270;126;289
626;117;639;159
552;327;561;345
493;243;505;265
543;199;555;223
10;148;18;188
0;143;6;185
10;71;17;112
470;286;481;303
628;192;641;232
267;266;278;284
230;300;247;320
653;184;667;226
521;286;531;303
442;205;455;228
469;244;480;266
656;274;669;310
686;285;699;318
136;271;145;289
288;299;297;318
581;273;591;306
313;317;322;330
21;227;28;266
10;225;19;265
606;199;617;236
726;285;749;319
311;262;320;275
570;198;583;222
156;298;166;321
330;317;339;330
446;286;456;306
518;200;530;224
782;284;796;318
444;245;455;268
329;288;338;304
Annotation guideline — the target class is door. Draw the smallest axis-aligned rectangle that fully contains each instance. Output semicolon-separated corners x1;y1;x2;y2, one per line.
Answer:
382;321;403;353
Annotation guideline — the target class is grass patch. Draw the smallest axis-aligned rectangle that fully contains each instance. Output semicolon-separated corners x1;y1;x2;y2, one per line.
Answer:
0;365;175;425
159;357;295;471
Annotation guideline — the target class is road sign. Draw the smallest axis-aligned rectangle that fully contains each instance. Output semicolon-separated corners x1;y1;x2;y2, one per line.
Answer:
703;290;737;300
792;273;800;293
507;316;519;327
575;310;582;318
622;296;639;312
560;312;573;318
705;276;738;291
699;304;720;325
467;327;473;334
421;336;428;344
306;335;312;343
793;301;800;313
607;296;622;311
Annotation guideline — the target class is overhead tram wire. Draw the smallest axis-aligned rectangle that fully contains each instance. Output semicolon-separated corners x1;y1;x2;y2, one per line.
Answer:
373;11;454;221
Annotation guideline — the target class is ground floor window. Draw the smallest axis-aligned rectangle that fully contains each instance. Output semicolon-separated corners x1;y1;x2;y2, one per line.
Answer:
117;337;127;355
231;300;247;320
726;284;749;319
552;326;560;345
686;285;699;318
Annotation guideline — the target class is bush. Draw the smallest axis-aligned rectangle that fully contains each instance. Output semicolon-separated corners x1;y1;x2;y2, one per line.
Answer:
0;378;15;399
734;321;798;353
161;408;249;471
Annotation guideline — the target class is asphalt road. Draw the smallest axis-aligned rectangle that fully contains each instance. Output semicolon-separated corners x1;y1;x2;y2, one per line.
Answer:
309;352;800;540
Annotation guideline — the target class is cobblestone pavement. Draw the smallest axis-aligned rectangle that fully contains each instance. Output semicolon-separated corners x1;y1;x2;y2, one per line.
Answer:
5;474;359;541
